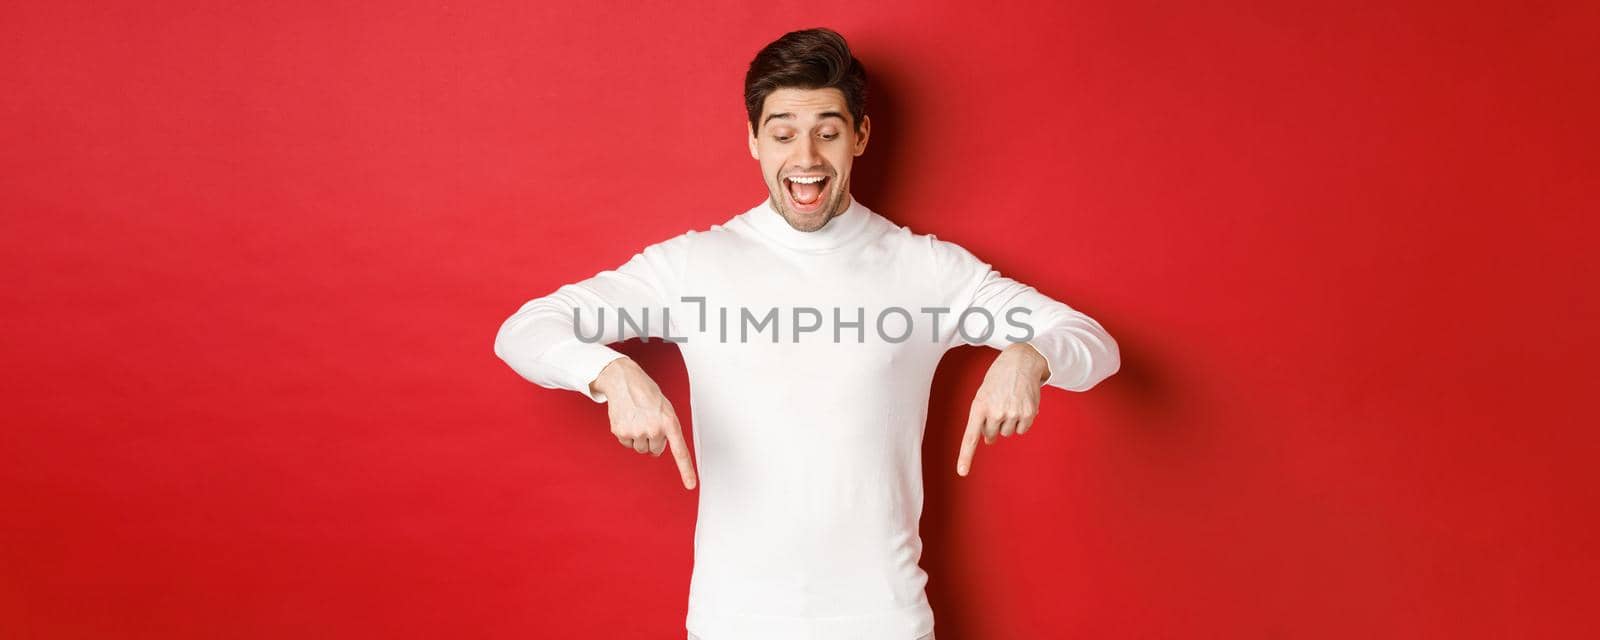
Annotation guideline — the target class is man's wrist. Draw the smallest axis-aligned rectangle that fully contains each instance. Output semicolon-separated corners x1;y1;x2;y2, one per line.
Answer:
590;356;632;398
1008;341;1050;384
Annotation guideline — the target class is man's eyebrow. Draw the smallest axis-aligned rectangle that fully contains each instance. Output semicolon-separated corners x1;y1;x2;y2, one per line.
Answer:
762;111;849;129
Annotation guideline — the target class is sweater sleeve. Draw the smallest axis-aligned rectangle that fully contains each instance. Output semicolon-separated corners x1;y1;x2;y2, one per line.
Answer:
493;232;693;403
933;236;1120;392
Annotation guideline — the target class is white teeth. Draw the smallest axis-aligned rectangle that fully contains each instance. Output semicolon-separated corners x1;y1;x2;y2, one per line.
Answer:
786;176;826;184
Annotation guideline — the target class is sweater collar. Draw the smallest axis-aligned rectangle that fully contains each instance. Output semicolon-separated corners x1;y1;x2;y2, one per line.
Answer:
743;193;873;252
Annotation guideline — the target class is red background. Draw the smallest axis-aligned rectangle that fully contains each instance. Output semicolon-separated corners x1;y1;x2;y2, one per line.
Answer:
4;1;1596;638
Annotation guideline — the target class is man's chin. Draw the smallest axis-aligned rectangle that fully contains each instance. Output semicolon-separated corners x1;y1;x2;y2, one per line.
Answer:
793;214;830;232
789;206;835;231
775;193;839;231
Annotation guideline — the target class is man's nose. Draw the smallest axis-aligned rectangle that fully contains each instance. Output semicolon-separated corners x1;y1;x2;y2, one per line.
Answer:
791;136;823;167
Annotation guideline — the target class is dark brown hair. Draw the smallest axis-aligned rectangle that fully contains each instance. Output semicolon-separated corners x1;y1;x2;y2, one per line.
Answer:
744;27;869;136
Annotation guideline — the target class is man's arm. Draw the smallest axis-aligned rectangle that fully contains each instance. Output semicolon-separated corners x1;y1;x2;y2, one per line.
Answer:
932;236;1120;476
493;231;699;490
936;237;1120;391
493;232;692;403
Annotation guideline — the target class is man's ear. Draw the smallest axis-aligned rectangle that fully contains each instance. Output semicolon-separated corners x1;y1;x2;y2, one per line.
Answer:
853;114;871;156
748;122;759;159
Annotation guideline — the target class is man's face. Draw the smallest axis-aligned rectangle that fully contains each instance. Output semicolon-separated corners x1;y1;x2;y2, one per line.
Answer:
748;87;870;232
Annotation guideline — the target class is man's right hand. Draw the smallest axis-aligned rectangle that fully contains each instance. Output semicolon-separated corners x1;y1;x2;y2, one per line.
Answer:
590;357;698;490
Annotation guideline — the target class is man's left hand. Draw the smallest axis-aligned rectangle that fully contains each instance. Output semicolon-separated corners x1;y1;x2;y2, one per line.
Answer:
957;342;1049;477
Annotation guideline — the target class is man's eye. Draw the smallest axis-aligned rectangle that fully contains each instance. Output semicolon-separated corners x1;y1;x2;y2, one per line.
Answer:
821;133;838;140
775;135;792;142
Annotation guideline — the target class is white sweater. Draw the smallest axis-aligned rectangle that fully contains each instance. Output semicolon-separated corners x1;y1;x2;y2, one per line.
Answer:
494;196;1120;639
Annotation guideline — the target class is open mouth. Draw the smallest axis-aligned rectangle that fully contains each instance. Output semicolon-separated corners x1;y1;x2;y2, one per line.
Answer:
784;174;831;213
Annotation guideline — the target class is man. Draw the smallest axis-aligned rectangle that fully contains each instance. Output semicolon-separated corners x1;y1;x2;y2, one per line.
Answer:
494;27;1120;640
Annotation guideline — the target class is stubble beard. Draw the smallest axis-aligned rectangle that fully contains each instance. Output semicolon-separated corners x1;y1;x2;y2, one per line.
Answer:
769;173;848;233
